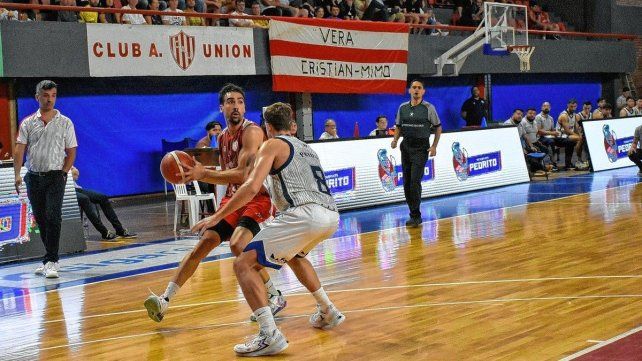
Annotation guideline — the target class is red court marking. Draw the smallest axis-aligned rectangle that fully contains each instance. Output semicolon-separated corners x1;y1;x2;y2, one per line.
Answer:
567;327;642;360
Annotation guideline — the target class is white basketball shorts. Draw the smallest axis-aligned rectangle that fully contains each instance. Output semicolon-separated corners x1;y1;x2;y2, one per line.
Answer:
243;203;339;269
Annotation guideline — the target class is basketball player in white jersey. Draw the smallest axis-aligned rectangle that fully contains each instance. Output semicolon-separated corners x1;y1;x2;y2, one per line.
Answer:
592;97;606;118
620;97;637;117
192;102;345;357
557;99;581;169
574;101;592;169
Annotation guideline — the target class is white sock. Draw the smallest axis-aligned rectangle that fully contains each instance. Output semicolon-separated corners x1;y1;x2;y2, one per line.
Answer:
162;282;180;301
312;287;332;312
264;279;279;297
253;306;277;334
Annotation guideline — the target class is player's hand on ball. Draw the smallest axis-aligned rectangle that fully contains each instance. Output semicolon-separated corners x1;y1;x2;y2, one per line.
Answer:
192;214;221;235
182;158;204;182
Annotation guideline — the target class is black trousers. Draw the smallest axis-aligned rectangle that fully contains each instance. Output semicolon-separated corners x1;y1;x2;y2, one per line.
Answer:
629;149;642;171
76;187;124;236
400;139;429;219
24;171;67;264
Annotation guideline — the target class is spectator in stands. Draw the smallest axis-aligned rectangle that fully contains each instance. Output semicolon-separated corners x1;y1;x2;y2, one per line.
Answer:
163;0;187;24
314;5;325;17
250;1;269;26
71;167;137;240
122;0;149;24
628;124;642;176
529;4;561;36
339;0;357;19
620;97;637;117
196;121;223;148
361;0;388;22
503;108;523;126
460;86;487;127
369;115;389;137
456;0;475;26
230;0;254;26
185;0;205;25
1;7;20;21
79;0;101;23
147;0;164;24
275;0;298;16
616;87;631;111
57;0;79;22
636;98;642;115
206;0;223;25
319;119;339;140
99;0;121;23
297;3;313;18
327;2;342;19
557;99;581;170
30;0;58;21
592;97;606;118
594;103;614;119
425;7;447;36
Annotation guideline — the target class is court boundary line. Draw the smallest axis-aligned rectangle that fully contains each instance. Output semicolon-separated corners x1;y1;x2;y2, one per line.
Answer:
3;181;639;295
14;293;642;354
559;325;642;360
6;274;642;327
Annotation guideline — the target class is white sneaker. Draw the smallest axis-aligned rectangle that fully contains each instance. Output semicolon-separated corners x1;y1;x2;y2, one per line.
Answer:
234;329;288;357
144;292;169;322
35;264;46;276
250;291;287;322
53;262;60;272
44;262;59;278
309;304;345;330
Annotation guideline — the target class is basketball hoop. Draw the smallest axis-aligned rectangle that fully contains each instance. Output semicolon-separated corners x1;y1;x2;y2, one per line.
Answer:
508;45;535;72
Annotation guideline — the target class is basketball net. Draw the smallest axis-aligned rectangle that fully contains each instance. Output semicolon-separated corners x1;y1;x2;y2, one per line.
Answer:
509;46;535;72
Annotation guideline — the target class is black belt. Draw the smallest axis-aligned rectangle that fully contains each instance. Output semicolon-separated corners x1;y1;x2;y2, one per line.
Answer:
28;170;63;176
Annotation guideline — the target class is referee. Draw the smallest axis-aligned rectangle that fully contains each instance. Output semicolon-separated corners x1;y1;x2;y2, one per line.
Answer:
14;80;77;278
391;80;442;228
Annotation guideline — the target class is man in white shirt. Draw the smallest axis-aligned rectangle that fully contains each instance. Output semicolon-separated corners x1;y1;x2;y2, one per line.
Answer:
229;0;255;27
163;0;187;25
368;115;389;137
122;0;148;24
319;119;339;140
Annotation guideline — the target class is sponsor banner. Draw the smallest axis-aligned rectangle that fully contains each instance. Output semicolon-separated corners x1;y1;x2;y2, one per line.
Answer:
583;116;642;172
309;127;529;211
0;196;33;247
324;167;356;194
268;18;409;94
86;24;256;77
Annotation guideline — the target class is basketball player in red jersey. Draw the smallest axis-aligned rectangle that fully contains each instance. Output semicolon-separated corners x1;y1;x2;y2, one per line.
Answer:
144;83;286;322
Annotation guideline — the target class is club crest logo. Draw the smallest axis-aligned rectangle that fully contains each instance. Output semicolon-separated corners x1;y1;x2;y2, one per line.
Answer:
377;149;398;192
169;31;196;70
603;124;619;163
452;142;469;181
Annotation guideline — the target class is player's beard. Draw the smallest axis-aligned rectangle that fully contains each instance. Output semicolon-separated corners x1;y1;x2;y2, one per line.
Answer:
227;112;242;125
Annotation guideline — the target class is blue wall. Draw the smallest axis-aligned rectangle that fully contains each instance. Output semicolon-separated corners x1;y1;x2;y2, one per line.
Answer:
491;74;602;122
17;77;285;197
15;74;602;196
312;77;475;139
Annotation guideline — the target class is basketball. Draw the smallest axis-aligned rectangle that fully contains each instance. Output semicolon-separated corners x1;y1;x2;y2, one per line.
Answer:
160;151;195;185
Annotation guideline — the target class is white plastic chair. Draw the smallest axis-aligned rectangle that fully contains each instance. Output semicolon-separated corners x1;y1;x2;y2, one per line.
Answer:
173;181;216;235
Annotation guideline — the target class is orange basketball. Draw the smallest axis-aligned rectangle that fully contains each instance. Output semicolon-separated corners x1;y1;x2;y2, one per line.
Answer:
160;151;196;185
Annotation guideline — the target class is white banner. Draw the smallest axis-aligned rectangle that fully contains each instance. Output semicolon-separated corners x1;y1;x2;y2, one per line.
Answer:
584;116;642;172
86;24;256;77
309;127;530;211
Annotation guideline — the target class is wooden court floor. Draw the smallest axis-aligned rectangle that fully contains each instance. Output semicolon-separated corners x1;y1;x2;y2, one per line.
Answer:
2;182;642;360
